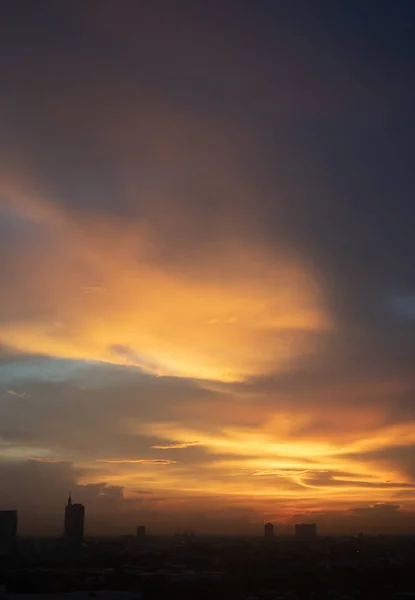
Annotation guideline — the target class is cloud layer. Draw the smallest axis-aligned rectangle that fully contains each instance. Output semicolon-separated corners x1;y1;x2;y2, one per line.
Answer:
1;0;415;534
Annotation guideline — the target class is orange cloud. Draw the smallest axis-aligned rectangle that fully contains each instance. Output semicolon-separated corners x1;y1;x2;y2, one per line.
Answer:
0;187;330;383
152;442;200;450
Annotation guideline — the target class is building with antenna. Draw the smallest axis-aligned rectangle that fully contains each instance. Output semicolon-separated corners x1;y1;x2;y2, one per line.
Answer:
64;493;85;545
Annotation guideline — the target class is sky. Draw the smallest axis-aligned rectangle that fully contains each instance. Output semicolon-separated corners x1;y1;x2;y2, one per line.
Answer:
1;0;415;536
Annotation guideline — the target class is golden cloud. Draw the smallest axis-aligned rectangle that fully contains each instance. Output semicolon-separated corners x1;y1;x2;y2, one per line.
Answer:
0;186;330;382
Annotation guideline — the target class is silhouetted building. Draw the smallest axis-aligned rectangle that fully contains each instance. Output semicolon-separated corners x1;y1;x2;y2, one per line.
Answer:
136;525;146;538
64;493;85;545
295;522;317;541
264;522;274;538
0;511;18;549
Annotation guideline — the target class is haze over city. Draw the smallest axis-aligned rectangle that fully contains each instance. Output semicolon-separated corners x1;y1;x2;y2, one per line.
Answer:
1;0;415;537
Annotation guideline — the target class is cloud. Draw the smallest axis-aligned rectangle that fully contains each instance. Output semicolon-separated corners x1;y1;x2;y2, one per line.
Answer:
1;457;415;536
350;503;401;515
96;459;177;465
152;442;200;450
342;445;415;483
0;356;414;519
0;192;329;382
29;457;66;463
1;358;415;516
301;470;415;490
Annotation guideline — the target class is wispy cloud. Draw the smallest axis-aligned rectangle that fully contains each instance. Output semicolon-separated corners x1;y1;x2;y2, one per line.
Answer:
30;457;66;463
96;459;176;465
152;441;200;450
252;469;314;477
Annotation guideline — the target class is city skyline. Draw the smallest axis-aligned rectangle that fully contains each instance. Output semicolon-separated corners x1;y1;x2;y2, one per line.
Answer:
1;496;324;539
1;496;323;539
1;1;415;536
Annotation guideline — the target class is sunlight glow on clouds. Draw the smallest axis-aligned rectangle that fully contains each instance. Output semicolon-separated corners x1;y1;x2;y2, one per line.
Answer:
0;189;330;383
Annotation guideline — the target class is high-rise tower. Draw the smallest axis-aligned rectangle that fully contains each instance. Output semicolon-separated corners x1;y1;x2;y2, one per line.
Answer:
64;492;85;545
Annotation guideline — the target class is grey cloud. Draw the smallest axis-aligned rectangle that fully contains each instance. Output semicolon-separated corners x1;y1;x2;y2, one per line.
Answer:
0;359;245;465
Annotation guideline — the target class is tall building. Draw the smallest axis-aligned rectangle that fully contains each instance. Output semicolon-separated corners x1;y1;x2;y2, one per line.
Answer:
295;522;317;541
264;522;274;538
136;525;146;538
0;511;18;549
64;493;85;545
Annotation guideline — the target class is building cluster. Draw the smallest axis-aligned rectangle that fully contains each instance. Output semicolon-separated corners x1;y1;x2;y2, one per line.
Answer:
264;522;317;541
0;500;318;547
0;496;147;550
0;494;88;551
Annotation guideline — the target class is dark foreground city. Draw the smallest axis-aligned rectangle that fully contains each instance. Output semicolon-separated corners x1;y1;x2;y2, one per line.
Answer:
1;534;415;600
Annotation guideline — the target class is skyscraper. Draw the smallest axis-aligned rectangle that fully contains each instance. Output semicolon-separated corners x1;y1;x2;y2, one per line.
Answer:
264;522;274;538
0;511;18;549
295;522;317;541
64;493;85;545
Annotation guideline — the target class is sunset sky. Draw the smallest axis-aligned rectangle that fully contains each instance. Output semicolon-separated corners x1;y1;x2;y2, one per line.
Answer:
1;0;415;536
